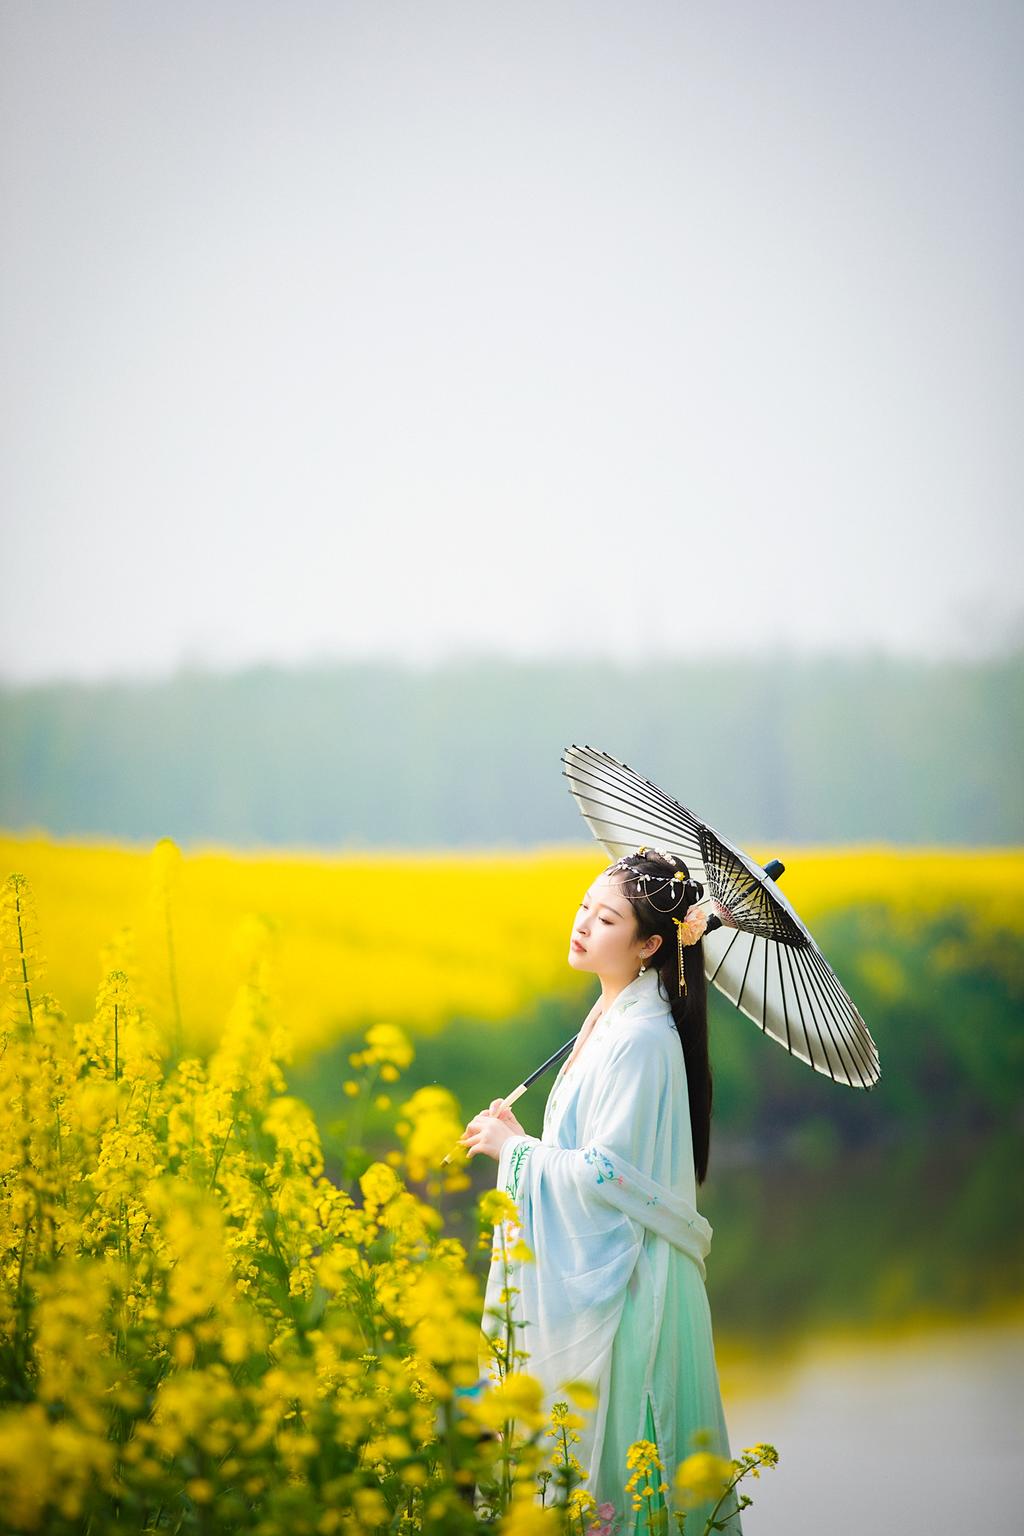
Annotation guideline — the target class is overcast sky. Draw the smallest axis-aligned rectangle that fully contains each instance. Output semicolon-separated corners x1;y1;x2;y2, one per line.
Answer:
1;0;1021;684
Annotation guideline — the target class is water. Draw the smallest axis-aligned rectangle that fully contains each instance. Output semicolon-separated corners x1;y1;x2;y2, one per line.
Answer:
721;1316;1023;1535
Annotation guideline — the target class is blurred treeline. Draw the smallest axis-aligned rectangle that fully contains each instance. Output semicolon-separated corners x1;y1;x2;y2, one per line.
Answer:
2;650;1022;846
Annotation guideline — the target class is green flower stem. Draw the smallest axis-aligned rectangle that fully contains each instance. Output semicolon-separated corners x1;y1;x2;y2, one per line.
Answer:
163;894;182;1061
209;1112;237;1189
13;879;35;1035
700;1452;766;1535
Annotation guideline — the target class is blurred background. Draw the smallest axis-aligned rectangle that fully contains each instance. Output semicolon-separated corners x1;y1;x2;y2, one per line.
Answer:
2;3;1021;1532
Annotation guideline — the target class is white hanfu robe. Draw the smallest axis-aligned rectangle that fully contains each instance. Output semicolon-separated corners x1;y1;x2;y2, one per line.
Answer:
481;964;743;1533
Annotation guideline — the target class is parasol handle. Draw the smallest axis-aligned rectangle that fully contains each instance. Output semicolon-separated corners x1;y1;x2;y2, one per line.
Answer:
439;1033;579;1166
439;1081;528;1161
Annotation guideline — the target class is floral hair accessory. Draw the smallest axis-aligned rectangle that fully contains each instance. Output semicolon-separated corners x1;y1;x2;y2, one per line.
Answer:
675;906;708;947
672;903;708;997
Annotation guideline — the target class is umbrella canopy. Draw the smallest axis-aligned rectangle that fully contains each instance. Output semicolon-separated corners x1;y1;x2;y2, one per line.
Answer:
562;743;880;1090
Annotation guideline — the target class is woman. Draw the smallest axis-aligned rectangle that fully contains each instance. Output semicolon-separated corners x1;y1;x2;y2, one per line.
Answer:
459;846;743;1533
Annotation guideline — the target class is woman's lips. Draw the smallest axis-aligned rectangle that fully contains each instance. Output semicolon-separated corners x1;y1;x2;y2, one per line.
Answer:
571;940;586;952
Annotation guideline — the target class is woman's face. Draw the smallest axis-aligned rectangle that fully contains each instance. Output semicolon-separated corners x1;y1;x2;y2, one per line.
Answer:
568;871;651;979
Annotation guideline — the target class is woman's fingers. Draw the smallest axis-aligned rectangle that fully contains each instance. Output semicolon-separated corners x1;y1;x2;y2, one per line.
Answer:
461;1112;489;1142
460;1113;498;1156
488;1099;525;1135
460;1106;513;1157
489;1099;518;1126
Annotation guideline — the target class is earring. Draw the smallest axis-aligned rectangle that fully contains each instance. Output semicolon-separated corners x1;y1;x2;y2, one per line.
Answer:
638;953;647;975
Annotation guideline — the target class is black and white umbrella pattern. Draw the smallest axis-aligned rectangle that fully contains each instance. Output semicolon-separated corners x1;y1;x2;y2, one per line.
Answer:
562;744;881;1090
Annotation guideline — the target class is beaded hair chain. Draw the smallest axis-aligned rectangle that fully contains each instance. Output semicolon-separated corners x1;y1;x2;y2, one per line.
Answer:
604;845;710;996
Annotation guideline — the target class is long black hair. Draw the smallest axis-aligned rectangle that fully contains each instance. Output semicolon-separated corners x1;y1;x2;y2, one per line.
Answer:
614;848;713;1186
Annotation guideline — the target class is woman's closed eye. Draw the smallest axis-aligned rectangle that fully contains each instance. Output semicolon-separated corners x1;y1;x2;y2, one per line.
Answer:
580;903;613;925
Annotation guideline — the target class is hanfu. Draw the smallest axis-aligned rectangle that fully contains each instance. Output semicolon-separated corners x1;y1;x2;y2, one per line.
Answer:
479;964;743;1533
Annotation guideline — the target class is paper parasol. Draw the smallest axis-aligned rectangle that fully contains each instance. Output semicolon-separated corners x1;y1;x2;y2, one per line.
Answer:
562;743;880;1089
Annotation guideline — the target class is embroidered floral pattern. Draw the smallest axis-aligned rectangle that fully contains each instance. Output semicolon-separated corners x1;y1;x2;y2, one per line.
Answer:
583;1145;663;1206
505;1141;530;1202
583;1146;617;1185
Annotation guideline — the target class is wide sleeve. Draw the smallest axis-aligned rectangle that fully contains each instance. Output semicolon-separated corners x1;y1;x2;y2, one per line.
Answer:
485;1030;673;1403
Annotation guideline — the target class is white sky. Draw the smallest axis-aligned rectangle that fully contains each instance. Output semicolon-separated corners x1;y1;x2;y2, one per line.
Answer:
1;0;1021;684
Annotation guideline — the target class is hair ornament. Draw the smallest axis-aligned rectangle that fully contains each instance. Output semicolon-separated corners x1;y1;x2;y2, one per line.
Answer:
672;904;708;996
607;850;704;912
604;847;709;996
675;906;708;947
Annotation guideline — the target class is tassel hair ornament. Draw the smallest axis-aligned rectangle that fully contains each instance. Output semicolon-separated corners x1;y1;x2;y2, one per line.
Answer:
672;906;709;995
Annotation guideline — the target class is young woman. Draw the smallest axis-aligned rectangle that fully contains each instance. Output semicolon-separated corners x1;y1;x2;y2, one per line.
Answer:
460;846;743;1533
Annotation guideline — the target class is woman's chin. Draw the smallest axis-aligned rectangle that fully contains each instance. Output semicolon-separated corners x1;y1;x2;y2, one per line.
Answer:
568;948;591;971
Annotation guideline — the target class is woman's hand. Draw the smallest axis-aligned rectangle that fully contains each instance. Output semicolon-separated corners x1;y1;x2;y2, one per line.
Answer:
486;1097;527;1136
458;1101;523;1163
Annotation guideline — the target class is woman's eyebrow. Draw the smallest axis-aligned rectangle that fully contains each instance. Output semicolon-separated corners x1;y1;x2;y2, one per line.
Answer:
583;898;622;916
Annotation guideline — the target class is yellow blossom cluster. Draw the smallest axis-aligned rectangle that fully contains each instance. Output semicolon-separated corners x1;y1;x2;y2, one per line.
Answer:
0;861;498;1533
624;1437;669;1515
394;1083;472;1195
674;1449;735;1508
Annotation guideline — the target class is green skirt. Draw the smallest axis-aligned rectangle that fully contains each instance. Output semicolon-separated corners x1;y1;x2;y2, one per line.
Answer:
597;1241;743;1535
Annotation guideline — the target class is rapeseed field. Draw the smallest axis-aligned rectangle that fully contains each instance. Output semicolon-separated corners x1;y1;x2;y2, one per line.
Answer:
0;844;781;1533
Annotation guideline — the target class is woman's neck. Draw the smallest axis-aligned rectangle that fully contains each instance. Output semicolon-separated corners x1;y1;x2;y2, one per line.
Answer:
596;968;641;1015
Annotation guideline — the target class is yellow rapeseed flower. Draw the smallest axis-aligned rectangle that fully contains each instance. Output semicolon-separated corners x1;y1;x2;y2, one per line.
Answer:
674;1450;736;1508
624;1436;667;1510
149;837;182;895
351;1487;390;1524
565;1488;600;1528
478;1188;521;1228
464;1371;548;1435
496;1484;562;1534
363;1021;415;1070
739;1441;780;1473
0;872;47;1038
359;1160;401;1210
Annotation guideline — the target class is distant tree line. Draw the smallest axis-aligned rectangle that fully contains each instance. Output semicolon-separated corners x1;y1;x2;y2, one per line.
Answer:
1;650;1021;847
